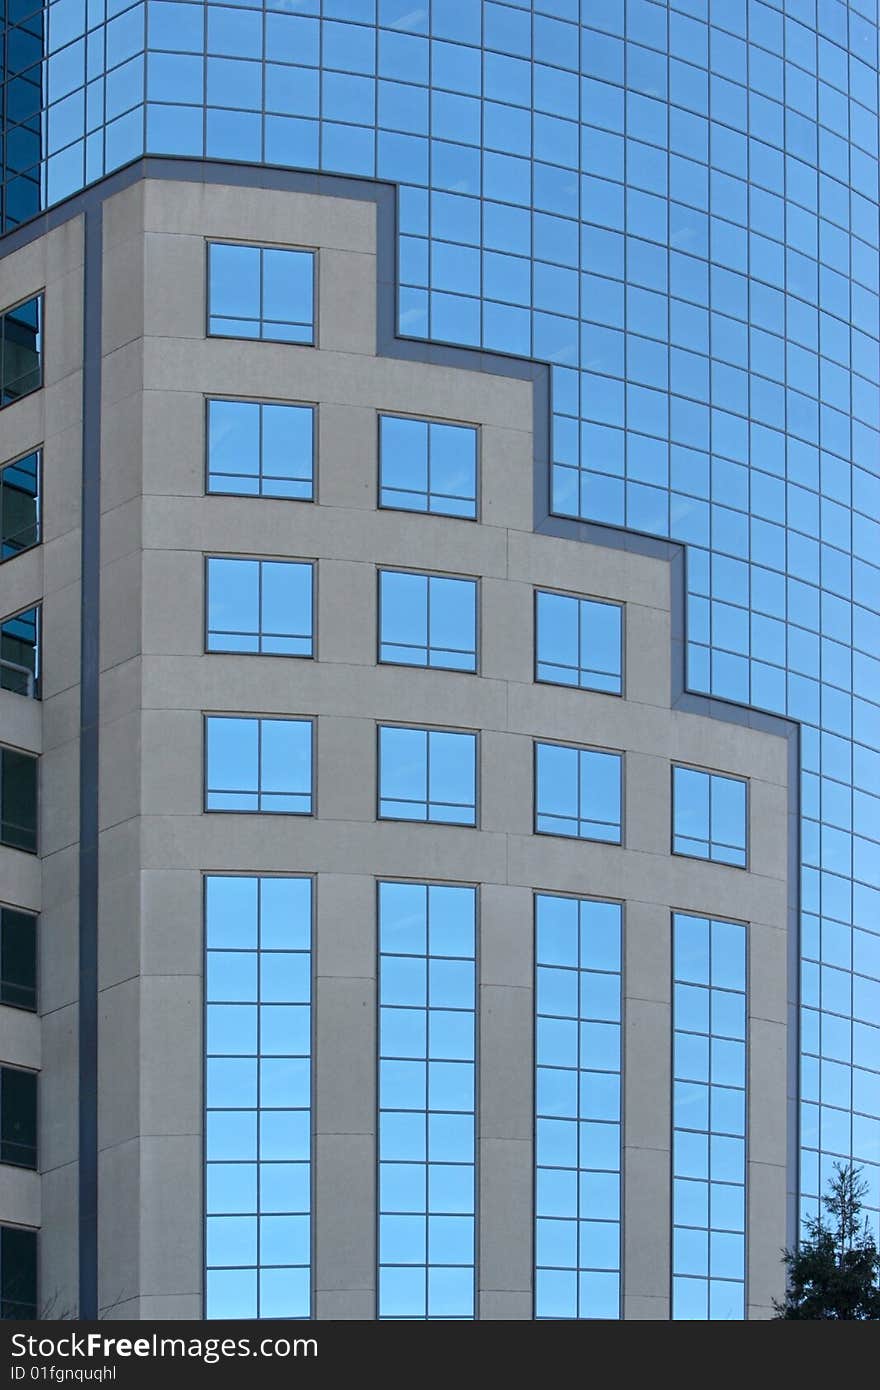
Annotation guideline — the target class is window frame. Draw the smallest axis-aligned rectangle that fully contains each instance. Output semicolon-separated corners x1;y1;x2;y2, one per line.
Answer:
532;586;625;696
206;241;317;346
671;763;749;870
377;566;480;674
377;411;481;521
204;555;316;659
533;738;624;845
203;713;315;817
0;447;41;563
376;723;480;828
204;397;317;502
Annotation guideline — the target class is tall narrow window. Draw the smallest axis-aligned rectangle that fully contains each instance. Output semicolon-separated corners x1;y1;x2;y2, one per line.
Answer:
379;415;478;518
206;558;313;656
0;746;37;853
378;881;476;1319
208;244;315;343
205;875;312;1319
535;894;622;1319
0;606;39;697
0;450;40;559
207;401;314;500
0;295;42;407
0;1225;36;1318
0;1067;36;1168
0;907;36;1011
672;912;747;1320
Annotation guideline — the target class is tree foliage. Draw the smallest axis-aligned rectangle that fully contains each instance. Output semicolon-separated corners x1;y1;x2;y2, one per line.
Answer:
774;1162;880;1319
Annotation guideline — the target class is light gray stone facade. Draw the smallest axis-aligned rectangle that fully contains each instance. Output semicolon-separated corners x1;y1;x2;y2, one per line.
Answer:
0;170;796;1322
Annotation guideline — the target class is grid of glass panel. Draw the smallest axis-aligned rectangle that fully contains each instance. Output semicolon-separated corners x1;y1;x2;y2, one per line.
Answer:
534;741;622;842
0;745;37;853
378;569;477;671
379;415;478;518
0;606;39;696
0;296;41;406
378;880;476;1321
205;875;312;1320
672;911;747;1321
535;892;622;1320
0;450;39;560
672;765;747;867
207;399;314;500
4;0;880;1232
378;725;476;825
205;715;312;814
0;906;36;1012
535;590;623;694
0;1065;36;1169
207;243;314;342
206;558;313;656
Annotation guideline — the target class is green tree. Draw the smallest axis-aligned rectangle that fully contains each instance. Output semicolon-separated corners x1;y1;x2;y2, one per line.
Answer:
774;1161;880;1319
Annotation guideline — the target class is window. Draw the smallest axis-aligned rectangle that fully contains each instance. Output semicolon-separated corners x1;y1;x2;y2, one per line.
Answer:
378;881;476;1320
0;1225;36;1318
535;894;622;1320
205;876;312;1319
673;767;747;867
534;743;622;843
207;400;314;500
205;717;312;814
1;296;42;408
0;450;40;559
0;606;39;697
0;746;37;853
0;907;36;1011
535;591;623;694
379;571;477;671
379;415;478;518
206;559;313;656
378;727;477;825
208;244;314;343
0;1066;36;1169
672;913;747;1321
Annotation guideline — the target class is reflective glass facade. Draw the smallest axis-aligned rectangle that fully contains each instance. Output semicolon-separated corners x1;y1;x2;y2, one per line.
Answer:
4;0;880;1273
535;893;622;1319
378;881;477;1320
205;875;313;1320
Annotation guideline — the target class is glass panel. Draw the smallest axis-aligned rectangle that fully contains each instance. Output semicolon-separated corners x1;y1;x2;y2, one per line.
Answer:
0;1067;36;1167
0;296;42;407
205;875;312;1319
0;908;37;1011
673;766;747;867
0;606;39;696
378;726;476;825
536;591;623;694
0;451;40;559
205;716;312;814
208;244;315;343
379;415;477;518
535;742;622;842
0;747;37;853
206;558;313;656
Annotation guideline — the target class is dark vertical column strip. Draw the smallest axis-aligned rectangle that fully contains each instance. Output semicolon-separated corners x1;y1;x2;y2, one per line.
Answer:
78;203;102;1319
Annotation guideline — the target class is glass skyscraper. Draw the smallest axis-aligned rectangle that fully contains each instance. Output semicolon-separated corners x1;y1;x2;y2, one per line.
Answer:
1;0;878;1316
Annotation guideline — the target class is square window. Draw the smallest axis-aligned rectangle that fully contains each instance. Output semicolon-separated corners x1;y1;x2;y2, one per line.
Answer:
379;570;477;670
535;590;623;693
379;414;477;517
207;400;314;500
1;296;42;408
672;766;747;866
0;605;39;697
205;716;312;814
535;742;622;842
207;244;315;343
0;450;40;559
378;726;476;825
206;557;313;656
